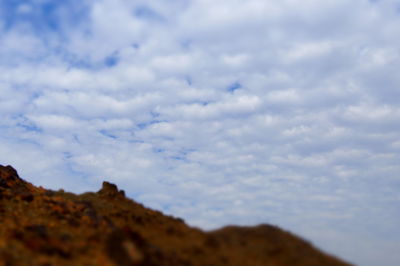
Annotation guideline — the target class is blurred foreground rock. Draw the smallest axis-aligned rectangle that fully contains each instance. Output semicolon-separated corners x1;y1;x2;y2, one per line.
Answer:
0;165;352;265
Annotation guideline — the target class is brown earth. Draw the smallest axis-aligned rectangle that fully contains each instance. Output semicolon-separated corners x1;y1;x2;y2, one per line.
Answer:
0;165;352;266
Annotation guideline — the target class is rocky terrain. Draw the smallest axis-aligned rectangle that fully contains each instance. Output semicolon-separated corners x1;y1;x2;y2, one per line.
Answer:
0;165;351;265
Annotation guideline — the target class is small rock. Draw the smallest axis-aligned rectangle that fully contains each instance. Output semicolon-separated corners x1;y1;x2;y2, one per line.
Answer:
98;181;125;198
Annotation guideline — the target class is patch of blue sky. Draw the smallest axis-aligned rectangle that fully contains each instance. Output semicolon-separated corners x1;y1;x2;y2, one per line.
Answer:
63;152;72;159
17;122;42;133
185;76;192;86
227;82;242;93
66;58;96;70
1;2;55;31
169;148;195;162
104;52;119;68
184;99;210;106
150;111;161;119
0;0;89;35
99;130;117;139
153;148;165;154
171;155;187;162
15;115;42;133
73;134;81;144
134;5;165;22
57;49;119;70
136;119;166;130
180;39;192;49
180;148;196;156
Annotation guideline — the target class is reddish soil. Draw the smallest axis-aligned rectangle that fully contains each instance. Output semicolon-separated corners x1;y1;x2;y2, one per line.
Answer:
0;165;352;266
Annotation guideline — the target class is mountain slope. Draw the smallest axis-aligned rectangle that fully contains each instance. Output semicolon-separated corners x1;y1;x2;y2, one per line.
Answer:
0;165;351;266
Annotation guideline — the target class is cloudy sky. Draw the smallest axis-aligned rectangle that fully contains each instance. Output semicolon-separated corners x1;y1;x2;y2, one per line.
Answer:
1;0;400;265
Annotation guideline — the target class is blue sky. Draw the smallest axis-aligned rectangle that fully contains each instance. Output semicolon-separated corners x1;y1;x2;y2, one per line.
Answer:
1;0;400;265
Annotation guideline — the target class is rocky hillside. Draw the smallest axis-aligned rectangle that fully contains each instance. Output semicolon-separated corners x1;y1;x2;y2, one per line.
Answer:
0;165;351;266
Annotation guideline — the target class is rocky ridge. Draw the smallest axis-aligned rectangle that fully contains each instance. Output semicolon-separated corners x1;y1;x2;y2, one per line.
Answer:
0;165;351;266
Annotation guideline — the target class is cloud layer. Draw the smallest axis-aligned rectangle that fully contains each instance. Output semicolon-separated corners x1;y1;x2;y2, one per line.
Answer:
1;1;400;265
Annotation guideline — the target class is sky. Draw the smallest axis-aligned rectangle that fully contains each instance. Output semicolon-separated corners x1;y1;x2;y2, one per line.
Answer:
0;0;399;265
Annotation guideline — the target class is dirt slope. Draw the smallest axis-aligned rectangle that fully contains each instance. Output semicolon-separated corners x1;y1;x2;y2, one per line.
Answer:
0;165;352;266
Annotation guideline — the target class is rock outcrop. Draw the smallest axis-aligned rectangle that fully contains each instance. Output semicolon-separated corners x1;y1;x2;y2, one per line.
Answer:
0;165;351;265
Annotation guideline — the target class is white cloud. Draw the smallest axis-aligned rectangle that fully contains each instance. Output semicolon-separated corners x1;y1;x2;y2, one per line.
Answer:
1;1;400;265
28;114;79;130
